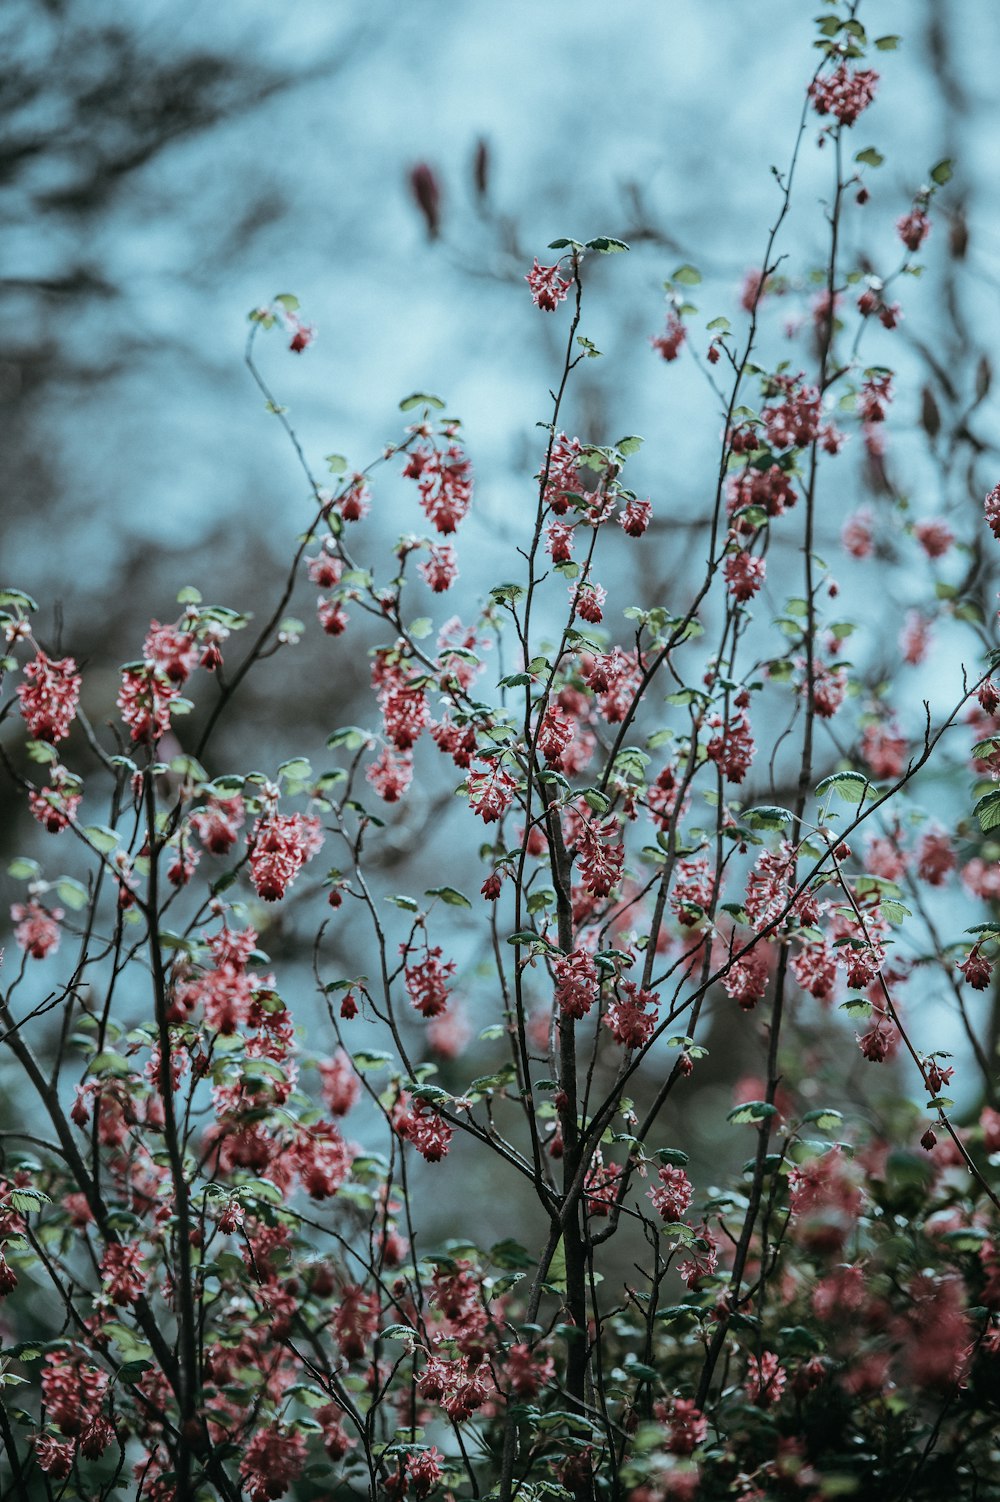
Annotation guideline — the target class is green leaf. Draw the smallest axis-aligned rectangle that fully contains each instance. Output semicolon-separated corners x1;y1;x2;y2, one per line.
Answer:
586;236;629;254
800;1108;843;1132
0;589;38;612
386;894;419;912
408;617;432;640
874;33;900;50
929;158;953;186
327;726;369;750
379;1324;418;1342
352;1050;394;1073
815;771;876;806
492;1271;527;1295
547;238;581;251
426;885;471;909
879;899;912;924
583;788;611;814
854;147;885;168
325;454;348;475
8;1188;50;1214
727;1100;778;1125
614;435;644;457
83;824;121;854
274;293;300;313
839;998;872;1019
7;858;40;880
277;757;312;786
176;585;202;605
743;805;792;831
399;392;446;412
707;316;731;333
973;788;1000;833
670;263;701;286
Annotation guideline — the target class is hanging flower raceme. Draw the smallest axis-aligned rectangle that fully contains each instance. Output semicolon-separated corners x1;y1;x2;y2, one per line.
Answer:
526;258;572;311
249;812;324;901
808;63;879;127
553;948;599;1020
403;442;473;534
12;900;62;960
17;650;82;743
647;1164;694;1222
574;813;624;898
603;981;658;1048
28;767;82;833
468;758;519;823
403;943;456;1017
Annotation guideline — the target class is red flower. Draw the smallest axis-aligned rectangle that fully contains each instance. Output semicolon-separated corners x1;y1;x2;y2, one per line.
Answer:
17;650;81;743
367;746;413;802
808;64;878;126
725;549;766;602
647;1164;694;1222
958;947;992;990
745;1350;787;1407
419;542;459;592
651;312;686;362
241;1426;307;1501
526;259;572;311
554;949;598;1020
897;208;931;252
404;443;473;534
985;483;1000;540
619;497;652;536
404;944;456;1018
12;900;62;960
468;759;518;823
249;812;323;901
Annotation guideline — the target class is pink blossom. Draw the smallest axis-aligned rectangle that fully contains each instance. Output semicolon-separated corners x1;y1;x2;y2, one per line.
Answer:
604;981;659;1048
12;900;62;959
841;507;873;559
468;759;518;823
897;208;931;252
404;945;456;1018
706;711;755;784
900;609;931;665
915;519;954;558
419;542;459;592
916;827;955;886
647;1164;693;1222
17;650;81;743
241;1426;307;1501
575;814;624;898
725;549;766;602
403;443;474;534
651;313;686;362
143;620;198;683
985;483;1000;540
28;769;82;833
958;947;992;990
861;723;907;778
808;64;879;126
367;747;413;802
249;812;323;902
745;1350;787;1407
101;1241;145;1305
554;949;598;1020
619;497;652;536
526;258;572;311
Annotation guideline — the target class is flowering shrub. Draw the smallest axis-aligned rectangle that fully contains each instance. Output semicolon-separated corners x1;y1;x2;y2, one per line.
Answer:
1;8;1000;1501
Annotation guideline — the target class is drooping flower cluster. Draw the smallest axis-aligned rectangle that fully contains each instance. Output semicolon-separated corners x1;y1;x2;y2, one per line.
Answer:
17;650;82;743
249;811;324;901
